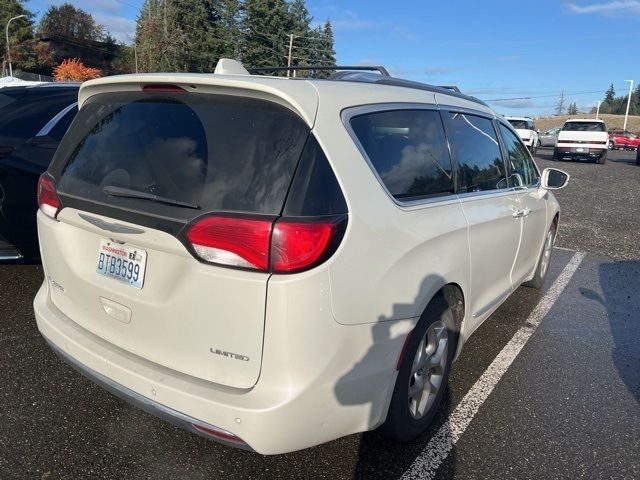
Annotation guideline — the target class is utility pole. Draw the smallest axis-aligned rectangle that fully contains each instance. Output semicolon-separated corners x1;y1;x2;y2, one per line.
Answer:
5;14;27;78
555;90;565;116
623;79;634;131
134;42;139;73
287;34;294;78
596;101;601;120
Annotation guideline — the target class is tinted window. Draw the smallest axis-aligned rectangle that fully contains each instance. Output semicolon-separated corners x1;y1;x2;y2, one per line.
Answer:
499;124;539;187
48;106;78;142
55;92;309;219
0;89;78;148
508;119;530;130
442;112;506;193
350;109;454;200
562;122;605;132
283;135;347;216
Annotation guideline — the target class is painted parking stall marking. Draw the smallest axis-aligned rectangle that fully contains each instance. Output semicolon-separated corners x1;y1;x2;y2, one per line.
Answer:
401;251;586;480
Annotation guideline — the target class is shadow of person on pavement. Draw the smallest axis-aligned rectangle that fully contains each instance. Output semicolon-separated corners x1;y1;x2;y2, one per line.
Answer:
580;260;640;405
333;274;458;479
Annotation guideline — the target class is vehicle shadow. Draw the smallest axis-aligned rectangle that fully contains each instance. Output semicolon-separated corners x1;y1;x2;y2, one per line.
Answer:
333;274;457;479
580;260;640;405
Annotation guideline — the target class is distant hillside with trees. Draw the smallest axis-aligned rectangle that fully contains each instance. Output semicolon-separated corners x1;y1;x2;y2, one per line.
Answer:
590;83;640;117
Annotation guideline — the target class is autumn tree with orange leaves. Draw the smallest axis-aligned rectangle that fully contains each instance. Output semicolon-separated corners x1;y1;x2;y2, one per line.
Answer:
53;58;100;81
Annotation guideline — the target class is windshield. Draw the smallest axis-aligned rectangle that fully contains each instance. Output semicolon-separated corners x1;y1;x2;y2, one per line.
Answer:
53;91;310;219
562;122;605;132
507;120;532;130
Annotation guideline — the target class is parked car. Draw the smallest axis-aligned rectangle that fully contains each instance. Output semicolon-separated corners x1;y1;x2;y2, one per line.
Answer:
539;127;561;147
505;116;539;153
553;119;609;163
608;130;640;150
34;59;569;455
0;83;79;261
637;145;640;165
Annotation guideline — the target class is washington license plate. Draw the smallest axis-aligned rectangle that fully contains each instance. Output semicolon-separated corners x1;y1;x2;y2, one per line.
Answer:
96;239;147;289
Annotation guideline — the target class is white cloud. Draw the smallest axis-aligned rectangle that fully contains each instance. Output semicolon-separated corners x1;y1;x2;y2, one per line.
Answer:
332;10;375;30
490;99;536;109
566;1;640;15
93;13;136;43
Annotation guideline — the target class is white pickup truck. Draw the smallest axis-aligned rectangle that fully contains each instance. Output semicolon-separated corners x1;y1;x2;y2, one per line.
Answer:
553;119;609;164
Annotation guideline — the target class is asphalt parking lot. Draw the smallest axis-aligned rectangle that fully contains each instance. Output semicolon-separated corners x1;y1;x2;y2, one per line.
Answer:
0;149;639;480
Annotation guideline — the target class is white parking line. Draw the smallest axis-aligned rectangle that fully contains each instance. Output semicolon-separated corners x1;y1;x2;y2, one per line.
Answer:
401;251;586;480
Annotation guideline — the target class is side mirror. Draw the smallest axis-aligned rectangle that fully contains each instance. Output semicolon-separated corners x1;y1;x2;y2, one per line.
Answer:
541;168;569;190
536;128;540;134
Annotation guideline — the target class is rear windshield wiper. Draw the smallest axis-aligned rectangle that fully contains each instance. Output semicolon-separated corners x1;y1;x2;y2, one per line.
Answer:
103;185;200;210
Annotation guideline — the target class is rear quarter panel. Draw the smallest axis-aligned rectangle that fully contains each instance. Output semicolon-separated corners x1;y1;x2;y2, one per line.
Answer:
310;84;471;330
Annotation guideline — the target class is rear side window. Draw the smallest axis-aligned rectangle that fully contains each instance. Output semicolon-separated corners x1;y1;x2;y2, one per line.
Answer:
499;124;539;187
442;112;506;193
47;105;78;142
349;109;454;200
54;92;310;219
562;122;606;132
0;90;78;147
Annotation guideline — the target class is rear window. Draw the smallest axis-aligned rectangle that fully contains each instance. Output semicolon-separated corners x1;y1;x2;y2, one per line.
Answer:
0;89;79;148
562;122;606;132
508;119;533;130
349;109;454;200
54;91;310;218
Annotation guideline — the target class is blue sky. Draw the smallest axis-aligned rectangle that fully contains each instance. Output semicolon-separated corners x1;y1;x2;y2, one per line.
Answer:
27;0;640;116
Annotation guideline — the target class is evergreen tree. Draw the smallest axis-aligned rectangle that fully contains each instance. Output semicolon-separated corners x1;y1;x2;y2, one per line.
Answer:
136;0;226;73
604;83;615;103
567;102;578;115
1;0;35;75
315;21;336;77
214;0;243;59
241;0;290;70
285;0;312;71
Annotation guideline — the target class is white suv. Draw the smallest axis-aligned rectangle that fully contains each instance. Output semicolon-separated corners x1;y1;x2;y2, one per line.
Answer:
34;59;569;454
505;116;539;153
554;118;609;164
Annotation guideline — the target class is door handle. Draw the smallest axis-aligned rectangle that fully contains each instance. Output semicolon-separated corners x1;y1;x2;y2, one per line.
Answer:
512;208;531;218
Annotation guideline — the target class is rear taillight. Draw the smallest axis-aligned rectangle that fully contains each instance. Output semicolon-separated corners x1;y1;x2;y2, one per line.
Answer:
37;173;61;219
185;216;273;270
271;219;342;273
185;214;346;274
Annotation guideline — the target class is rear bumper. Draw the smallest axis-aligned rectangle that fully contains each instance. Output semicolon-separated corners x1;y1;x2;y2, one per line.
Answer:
555;146;606;159
34;279;411;454
44;335;252;450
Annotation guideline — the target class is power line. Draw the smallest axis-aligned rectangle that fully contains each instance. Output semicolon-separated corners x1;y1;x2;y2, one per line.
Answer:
484;88;624;102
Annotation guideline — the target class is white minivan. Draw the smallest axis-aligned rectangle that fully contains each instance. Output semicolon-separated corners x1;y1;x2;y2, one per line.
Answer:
34;59;569;454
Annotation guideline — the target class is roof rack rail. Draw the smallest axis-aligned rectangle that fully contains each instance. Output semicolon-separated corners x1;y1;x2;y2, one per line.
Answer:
248;65;390;76
437;85;461;93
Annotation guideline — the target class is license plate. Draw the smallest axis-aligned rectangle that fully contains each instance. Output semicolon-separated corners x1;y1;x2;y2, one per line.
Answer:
96;239;147;289
573;147;587;153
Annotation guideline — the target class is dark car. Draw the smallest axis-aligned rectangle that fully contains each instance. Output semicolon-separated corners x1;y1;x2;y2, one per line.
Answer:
0;83;79;261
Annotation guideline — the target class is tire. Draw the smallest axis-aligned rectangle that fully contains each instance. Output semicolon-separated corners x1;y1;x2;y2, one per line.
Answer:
524;224;556;289
380;293;457;442
597;151;607;164
531;141;538;156
552;148;560;161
